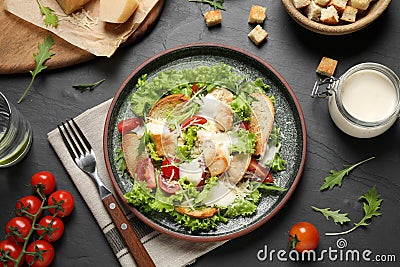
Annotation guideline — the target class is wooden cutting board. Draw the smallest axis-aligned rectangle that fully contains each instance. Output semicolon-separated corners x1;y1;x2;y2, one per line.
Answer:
0;0;164;74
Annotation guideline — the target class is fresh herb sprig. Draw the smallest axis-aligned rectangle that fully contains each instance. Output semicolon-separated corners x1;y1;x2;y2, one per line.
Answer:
189;0;225;10
311;206;351;225
18;35;55;103
36;0;58;28
322;186;383;236
73;79;105;92
320;157;374;191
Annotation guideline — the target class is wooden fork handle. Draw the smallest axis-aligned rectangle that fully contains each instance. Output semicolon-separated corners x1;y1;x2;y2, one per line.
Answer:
102;194;155;267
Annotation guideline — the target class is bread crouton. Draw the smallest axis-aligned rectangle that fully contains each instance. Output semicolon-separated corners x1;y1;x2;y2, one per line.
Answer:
121;133;148;181
348;0;371;10
316;57;338;77
320;6;339;25
248;5;267;24
204;10;222;27
292;0;311;9
175;206;218;218
248;93;275;156
329;0;348;13
314;0;330;6
306;1;322;21
248;25;268;46
341;5;358;22
148;94;189;120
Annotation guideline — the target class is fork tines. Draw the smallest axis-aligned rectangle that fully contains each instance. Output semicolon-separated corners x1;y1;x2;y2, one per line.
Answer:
58;119;92;160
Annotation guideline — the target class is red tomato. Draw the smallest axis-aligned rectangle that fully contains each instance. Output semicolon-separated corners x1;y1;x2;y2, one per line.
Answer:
117;118;143;135
5;217;32;243
289;222;320;252
15;195;42;221
48;190;75;217
161;158;180;180
181;116;207;129
0;239;24;267
25;240;54;267
158;173;181;194
31;171;56;195
36;216;65;242
247;158;273;183
191;83;199;93
136;158;157;189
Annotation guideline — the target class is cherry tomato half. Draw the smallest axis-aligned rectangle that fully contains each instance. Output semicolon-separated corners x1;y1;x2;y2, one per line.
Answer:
191;83;199;94
25;240;54;267
5;217;32;243
289;222;320;252
31;171;56;195
117;118;143;135
181;116;207;129
15;195;42;221
161;158;180;180
36;216;65;242
0;239;24;267
247;158;273;183
48;190;75;217
136;158;157;189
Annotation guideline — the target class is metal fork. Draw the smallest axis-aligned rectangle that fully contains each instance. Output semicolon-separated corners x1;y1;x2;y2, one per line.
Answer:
58;119;155;267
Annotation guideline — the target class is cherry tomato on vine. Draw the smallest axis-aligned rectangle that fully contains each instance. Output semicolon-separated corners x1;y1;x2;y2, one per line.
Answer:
117;118;143;135
36;216;65;242
48;190;75;217
0;239;24;267
25;240;54;267
15;195;42;221
161;158;180;180
31;171;56;195
288;222;320;252
5;217;32;243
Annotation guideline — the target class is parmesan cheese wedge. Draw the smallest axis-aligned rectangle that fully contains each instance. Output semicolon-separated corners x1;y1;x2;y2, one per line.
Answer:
56;0;91;15
100;0;139;24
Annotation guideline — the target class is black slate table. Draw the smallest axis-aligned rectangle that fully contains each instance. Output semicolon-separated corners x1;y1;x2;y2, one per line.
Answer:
1;1;399;266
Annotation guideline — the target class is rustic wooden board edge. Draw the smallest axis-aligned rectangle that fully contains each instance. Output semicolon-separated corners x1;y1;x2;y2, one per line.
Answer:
0;0;165;74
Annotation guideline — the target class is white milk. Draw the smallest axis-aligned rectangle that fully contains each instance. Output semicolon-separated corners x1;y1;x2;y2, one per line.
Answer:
328;63;400;138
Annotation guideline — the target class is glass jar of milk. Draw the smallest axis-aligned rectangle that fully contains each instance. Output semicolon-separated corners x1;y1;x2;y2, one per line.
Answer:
312;63;400;138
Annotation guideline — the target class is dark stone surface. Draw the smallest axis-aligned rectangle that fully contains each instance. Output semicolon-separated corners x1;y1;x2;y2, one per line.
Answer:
1;1;399;266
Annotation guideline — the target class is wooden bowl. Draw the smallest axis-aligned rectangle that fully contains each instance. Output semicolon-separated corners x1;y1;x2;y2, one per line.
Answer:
281;0;392;35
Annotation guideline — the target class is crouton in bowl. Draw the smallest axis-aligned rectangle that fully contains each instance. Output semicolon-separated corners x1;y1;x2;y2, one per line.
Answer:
281;0;391;35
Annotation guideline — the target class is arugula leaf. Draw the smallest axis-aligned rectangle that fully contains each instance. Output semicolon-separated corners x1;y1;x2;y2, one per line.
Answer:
189;0;225;10
325;186;382;236
320;157;375;191
37;0;58;28
312;206;351;225
18;35;55;103
73;79;105;92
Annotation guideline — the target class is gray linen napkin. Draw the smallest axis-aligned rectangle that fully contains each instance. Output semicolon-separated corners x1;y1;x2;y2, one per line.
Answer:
47;99;225;267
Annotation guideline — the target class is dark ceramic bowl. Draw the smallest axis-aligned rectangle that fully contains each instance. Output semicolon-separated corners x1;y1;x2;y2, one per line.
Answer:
103;44;307;242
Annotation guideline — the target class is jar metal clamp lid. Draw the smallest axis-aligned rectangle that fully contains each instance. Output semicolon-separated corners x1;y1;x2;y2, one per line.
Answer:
310;62;400;138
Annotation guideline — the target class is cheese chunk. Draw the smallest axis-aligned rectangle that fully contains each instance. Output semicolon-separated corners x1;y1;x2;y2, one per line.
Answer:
56;0;91;14
100;0;139;23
